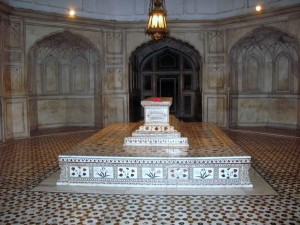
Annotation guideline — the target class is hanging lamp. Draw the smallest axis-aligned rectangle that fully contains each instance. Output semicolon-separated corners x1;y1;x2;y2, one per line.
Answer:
145;0;169;40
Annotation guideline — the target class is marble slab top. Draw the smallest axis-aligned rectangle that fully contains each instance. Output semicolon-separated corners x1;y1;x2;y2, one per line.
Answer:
141;97;173;107
60;118;250;158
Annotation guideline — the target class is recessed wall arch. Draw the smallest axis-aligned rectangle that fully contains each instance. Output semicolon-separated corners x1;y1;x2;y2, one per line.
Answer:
129;37;202;122
229;26;300;128
273;52;292;92
243;54;262;92
27;30;102;132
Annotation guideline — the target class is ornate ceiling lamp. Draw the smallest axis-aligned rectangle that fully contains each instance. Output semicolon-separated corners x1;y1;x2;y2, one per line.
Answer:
145;0;169;40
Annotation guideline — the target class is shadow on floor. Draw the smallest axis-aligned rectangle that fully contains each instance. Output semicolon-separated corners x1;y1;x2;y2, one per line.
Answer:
30;126;99;137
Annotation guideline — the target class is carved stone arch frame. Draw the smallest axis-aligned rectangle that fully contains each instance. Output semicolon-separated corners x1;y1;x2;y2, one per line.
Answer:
42;54;61;94
139;46;199;90
26;30;103;132
130;37;201;83
129;37;202;121
70;55;89;94
242;49;265;93
27;30;102;91
228;25;300;128
229;26;300;93
273;52;293;93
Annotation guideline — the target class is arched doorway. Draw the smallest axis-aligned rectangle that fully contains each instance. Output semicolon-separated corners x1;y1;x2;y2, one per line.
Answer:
129;38;202;122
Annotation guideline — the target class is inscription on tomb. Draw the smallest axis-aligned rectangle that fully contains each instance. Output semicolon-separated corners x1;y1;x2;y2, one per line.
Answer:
146;109;168;124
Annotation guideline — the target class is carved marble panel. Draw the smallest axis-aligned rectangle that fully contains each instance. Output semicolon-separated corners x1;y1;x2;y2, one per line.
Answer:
207;56;224;64
4;66;23;95
207;67;224;89
234;96;297;127
4;51;21;63
71;56;88;93
204;95;227;127
106;67;124;91
106;31;123;54
208;31;224;53
43;56;59;93
104;96;126;125
4;19;21;49
37;100;67;128
66;98;94;126
274;54;291;92
245;56;261;92
4;98;28;139
237;98;267;124
268;98;297;124
107;56;123;65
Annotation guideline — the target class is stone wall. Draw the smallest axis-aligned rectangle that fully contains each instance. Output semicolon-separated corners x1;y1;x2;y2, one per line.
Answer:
0;7;29;141
0;3;299;141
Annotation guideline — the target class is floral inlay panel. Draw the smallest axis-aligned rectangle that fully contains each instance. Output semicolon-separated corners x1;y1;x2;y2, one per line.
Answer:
168;168;189;180
117;167;137;179
70;166;89;178
219;168;239;179
94;167;114;178
193;168;214;179
142;168;163;179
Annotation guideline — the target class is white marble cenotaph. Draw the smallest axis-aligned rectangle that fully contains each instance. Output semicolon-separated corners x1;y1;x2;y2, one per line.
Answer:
123;97;189;147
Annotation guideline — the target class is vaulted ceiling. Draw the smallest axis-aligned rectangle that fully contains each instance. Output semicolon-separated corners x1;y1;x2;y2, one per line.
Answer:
6;0;300;21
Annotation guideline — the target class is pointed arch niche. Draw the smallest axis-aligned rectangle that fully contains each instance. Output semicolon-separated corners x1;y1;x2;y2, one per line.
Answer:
129;38;202;121
27;31;101;132
229;26;300;128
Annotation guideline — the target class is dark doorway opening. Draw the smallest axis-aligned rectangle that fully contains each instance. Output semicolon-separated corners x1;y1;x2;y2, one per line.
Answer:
157;75;178;114
129;38;202;122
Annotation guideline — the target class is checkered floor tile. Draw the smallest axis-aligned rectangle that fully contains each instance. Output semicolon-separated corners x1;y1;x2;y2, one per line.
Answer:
0;127;299;224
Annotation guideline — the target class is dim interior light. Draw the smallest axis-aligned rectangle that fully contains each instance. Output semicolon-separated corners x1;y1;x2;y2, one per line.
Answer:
69;9;76;16
256;5;262;12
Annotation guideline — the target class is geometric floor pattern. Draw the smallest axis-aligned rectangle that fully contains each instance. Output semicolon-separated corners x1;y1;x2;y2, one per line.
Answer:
0;127;299;224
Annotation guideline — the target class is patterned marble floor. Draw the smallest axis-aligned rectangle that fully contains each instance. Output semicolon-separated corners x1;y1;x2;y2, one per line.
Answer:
0;126;299;225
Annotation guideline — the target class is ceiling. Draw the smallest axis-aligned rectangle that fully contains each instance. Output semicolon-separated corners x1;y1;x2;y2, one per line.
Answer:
6;0;300;21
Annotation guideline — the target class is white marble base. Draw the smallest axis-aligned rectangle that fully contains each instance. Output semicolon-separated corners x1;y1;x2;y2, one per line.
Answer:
57;120;253;188
38;167;276;195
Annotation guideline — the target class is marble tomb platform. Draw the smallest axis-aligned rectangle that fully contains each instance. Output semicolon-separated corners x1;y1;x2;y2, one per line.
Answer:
57;97;252;188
